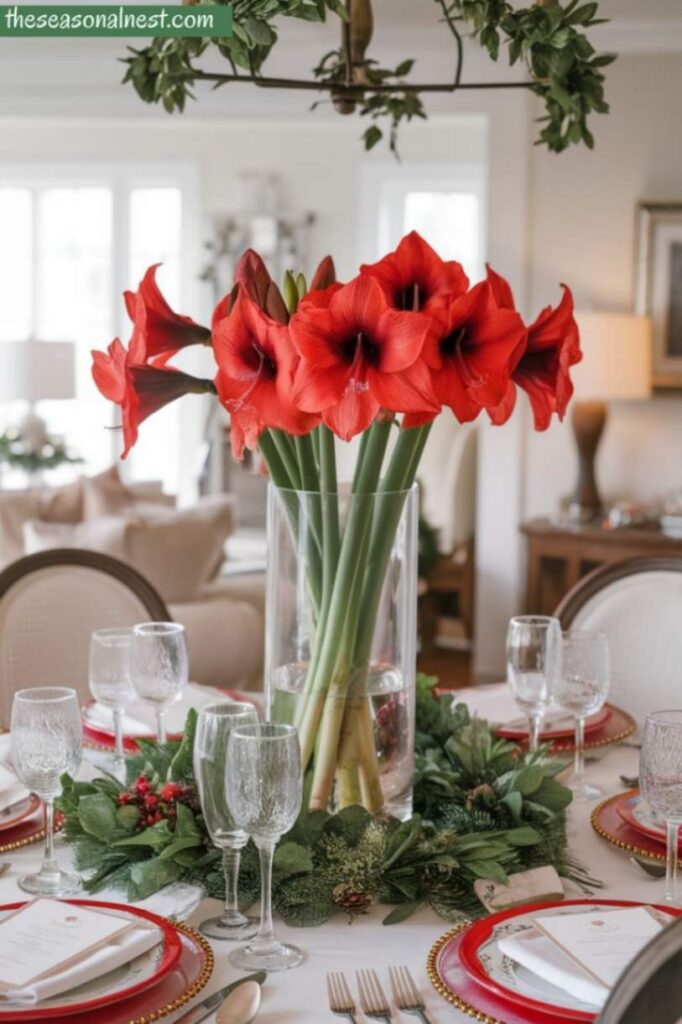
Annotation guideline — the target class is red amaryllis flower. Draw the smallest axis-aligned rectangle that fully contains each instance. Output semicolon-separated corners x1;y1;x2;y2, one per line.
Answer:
92;339;214;457
412;281;527;425
486;266;582;430
213;293;316;439
233;250;289;325
360;231;468;314
289;275;437;441
125;265;210;364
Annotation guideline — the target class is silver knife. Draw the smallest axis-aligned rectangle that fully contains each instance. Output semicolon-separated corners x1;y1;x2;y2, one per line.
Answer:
173;972;266;1024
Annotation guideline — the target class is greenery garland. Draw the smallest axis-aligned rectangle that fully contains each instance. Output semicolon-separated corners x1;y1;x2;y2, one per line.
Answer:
57;676;596;927
122;0;614;155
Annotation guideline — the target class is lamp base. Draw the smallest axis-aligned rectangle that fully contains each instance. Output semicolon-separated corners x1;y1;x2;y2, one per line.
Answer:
568;400;607;523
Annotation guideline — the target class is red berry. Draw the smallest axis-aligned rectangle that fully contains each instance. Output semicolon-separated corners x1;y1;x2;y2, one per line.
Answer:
146;814;156;826
144;795;158;810
154;811;163;823
135;776;150;796
160;782;181;802
118;793;131;805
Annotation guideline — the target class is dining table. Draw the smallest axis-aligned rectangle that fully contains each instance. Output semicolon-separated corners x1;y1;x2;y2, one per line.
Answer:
0;692;659;1024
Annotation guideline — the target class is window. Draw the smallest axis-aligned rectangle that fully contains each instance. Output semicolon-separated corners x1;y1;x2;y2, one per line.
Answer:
359;161;487;284
0;165;195;491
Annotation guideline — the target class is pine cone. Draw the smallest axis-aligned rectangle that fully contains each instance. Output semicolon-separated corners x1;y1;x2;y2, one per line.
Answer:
332;883;373;919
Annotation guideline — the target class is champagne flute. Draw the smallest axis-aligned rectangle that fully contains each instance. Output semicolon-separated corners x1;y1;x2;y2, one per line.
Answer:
11;687;82;896
506;615;563;751
225;723;303;972
194;701;259;941
130;622;188;743
641;711;682;905
555;631;609;800
89;627;135;779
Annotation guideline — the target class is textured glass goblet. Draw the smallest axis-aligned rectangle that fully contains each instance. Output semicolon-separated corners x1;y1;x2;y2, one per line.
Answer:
506;616;563;751
11;687;82;896
194;701;259;941
225;723;303;972
89;627;135;779
641;710;682;905
555;631;610;800
130;622;188;743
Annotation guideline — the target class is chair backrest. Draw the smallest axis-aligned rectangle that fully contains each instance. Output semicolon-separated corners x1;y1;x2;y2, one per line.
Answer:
418;419;477;554
555;557;682;732
598;915;682;1024
0;548;170;726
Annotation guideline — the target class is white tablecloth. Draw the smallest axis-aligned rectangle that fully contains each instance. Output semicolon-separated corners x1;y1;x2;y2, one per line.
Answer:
0;700;656;1023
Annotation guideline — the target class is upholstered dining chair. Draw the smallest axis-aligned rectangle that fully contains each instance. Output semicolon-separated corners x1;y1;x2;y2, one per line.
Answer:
555;556;682;732
0;548;170;726
597;915;682;1024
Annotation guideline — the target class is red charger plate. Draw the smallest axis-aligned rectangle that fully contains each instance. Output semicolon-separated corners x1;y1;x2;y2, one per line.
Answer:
429;920;566;1023
0;795;41;833
0;900;182;1022
82;688;254;753
457;898;681;1023
592;790;668;862
0;808;63;855
616;790;680;853
503;704;635;754
497;705;610;742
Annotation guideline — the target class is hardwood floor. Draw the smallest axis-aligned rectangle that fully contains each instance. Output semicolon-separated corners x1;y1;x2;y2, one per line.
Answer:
417;647;472;689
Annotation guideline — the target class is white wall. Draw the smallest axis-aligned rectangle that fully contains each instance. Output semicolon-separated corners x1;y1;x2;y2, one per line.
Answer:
525;54;682;519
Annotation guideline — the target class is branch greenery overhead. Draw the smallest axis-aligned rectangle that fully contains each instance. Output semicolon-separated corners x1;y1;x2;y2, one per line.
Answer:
122;0;615;154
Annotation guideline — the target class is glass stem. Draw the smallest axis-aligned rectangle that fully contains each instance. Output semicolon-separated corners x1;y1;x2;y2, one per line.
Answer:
665;820;680;904
222;846;243;925
528;714;542;752
42;799;57;873
253;840;277;951
574;717;586;786
156;709;166;744
113;708;125;776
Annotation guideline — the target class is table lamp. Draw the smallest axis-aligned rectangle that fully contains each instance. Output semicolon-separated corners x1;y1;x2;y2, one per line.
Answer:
568;313;652;523
0;340;75;451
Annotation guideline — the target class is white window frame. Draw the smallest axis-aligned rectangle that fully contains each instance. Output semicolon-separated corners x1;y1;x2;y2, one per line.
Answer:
0;161;200;485
357;159;489;281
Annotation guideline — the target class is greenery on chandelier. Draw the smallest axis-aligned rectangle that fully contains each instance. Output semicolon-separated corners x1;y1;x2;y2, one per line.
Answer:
57;677;595;926
122;0;614;155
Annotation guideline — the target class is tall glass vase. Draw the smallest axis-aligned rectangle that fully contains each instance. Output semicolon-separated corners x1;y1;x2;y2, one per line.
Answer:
265;482;418;820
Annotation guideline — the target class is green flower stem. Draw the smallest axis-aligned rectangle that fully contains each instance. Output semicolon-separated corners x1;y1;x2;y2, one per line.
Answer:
296;421;391;775
271;430;302;490
258;430;291;488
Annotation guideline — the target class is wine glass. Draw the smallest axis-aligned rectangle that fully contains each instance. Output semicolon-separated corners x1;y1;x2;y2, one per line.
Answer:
89;627;135;779
506;615;563;751
11;687;82;896
130;622;188;743
554;631;610;800
640;711;682;905
194;701;259;941
225;723;303;972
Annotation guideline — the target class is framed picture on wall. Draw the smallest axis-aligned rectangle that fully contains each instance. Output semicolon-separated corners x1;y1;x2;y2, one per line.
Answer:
635;201;682;389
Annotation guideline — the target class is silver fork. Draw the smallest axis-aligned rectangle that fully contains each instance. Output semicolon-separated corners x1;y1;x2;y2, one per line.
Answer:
327;971;359;1024
357;968;392;1022
389;965;433;1024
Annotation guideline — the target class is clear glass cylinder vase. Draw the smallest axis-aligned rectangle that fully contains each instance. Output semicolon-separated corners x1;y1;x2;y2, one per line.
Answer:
265;482;418;821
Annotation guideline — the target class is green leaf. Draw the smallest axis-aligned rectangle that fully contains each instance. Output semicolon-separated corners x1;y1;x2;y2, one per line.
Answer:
174;801;201;839
513;766;546;796
382;901;421;925
273;841;313;879
505;826;542;847
323;805;373;846
129;858;182;901
78;793;121;843
113;820;173;850
169;708;198;782
532;776;573;812
363;125;383;151
158;835;203;861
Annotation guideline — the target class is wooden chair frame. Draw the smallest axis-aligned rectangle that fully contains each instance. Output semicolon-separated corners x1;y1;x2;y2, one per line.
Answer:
0;548;171;620
555;555;682;629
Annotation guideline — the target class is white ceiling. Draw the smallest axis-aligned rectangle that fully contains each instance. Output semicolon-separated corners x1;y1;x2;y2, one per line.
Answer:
0;0;681;120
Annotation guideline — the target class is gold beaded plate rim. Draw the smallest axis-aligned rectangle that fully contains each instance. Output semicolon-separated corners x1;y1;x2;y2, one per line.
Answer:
591;789;666;863
0;815;63;854
549;706;636;753
119;921;213;1024
427;920;512;1024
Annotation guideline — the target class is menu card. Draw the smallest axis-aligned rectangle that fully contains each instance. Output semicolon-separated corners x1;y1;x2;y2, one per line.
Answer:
0;899;149;991
534;906;665;989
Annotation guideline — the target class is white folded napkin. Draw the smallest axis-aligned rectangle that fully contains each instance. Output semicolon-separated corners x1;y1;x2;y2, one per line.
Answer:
498;926;609;1009
0;738;31;814
85;683;254;738
0;920;163;1006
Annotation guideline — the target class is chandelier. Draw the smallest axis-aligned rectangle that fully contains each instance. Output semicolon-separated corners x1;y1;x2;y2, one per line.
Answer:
123;0;614;155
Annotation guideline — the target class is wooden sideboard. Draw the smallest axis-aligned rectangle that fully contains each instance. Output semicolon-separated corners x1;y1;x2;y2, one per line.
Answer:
522;517;682;614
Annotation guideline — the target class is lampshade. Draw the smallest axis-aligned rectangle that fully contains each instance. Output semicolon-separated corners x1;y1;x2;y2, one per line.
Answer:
0;341;75;402
572;313;652;402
